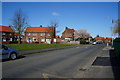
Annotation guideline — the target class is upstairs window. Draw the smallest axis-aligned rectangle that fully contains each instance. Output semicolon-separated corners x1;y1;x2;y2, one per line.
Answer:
2;32;6;35
48;33;50;36
40;33;45;36
28;33;31;35
33;33;37;36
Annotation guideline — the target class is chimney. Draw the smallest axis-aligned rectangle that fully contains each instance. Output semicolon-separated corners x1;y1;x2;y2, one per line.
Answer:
66;27;68;29
40;25;42;27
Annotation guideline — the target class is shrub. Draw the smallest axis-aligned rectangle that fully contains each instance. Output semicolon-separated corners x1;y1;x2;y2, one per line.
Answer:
80;41;86;44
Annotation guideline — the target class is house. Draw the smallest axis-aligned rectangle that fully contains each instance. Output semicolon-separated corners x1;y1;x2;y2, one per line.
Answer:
62;27;76;41
54;35;62;43
105;37;114;43
95;37;105;42
24;26;56;44
95;37;114;43
0;25;24;44
0;25;14;44
14;32;24;42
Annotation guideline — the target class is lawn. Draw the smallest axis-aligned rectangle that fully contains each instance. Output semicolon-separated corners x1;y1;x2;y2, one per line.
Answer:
5;43;77;52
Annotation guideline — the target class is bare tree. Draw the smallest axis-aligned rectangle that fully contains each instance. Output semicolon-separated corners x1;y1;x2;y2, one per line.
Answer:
74;29;91;41
48;20;60;44
11;9;28;44
112;19;120;37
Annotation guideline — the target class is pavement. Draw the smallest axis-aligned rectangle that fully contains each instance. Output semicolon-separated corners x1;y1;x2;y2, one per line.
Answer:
2;44;120;79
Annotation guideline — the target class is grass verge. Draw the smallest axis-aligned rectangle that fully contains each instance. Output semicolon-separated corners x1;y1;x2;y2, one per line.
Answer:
5;43;77;52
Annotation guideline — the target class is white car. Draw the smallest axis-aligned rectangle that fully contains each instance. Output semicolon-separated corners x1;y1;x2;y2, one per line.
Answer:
92;42;97;45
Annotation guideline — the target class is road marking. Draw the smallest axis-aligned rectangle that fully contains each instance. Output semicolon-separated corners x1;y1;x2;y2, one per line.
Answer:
102;47;114;51
76;47;79;48
42;73;73;80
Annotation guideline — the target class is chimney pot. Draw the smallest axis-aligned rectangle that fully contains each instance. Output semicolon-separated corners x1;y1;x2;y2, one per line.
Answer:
40;25;42;27
66;27;68;29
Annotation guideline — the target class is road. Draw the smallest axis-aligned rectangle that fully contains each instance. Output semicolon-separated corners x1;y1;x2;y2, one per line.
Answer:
2;44;109;78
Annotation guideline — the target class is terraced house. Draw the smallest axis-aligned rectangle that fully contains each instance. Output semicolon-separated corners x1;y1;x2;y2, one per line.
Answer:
25;26;56;44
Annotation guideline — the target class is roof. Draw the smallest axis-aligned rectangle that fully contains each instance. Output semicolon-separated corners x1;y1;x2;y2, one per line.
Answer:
95;37;105;39
25;27;55;32
106;37;114;40
14;32;24;36
0;25;14;32
55;35;60;38
68;28;76;32
65;27;76;32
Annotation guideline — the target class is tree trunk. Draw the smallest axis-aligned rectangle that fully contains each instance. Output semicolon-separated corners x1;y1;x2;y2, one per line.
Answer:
18;36;21;44
45;33;46;43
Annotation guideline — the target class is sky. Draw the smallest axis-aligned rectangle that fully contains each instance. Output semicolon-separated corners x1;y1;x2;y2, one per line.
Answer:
2;2;118;38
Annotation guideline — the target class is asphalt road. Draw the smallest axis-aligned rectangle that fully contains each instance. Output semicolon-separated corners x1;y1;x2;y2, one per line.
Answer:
2;44;106;78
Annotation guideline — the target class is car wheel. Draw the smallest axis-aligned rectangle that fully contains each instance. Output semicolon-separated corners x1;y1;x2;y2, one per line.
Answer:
9;53;17;60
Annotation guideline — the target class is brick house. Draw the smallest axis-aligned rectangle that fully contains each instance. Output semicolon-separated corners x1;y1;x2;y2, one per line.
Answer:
62;27;76;41
95;37;114;43
0;25;24;44
24;26;56;43
14;32;24;42
105;37;114;43
0;25;14;43
95;37;105;42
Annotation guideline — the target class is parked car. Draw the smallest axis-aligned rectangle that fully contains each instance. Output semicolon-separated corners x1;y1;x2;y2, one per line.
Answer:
96;41;103;44
0;44;19;60
92;42;97;45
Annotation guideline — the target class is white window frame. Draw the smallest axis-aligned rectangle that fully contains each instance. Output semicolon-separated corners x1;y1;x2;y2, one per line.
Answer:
2;37;6;41
2;32;5;35
33;33;37;36
48;33;50;36
28;33;31;35
41;39;45;42
40;33;45;36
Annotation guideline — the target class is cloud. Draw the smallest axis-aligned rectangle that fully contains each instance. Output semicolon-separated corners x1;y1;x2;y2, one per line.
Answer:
52;12;60;16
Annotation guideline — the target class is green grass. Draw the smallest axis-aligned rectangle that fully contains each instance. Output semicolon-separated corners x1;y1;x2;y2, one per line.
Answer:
5;43;77;52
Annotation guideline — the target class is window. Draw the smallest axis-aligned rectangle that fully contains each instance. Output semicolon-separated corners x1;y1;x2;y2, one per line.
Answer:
40;33;45;36
41;39;45;42
28;33;31;35
2;32;5;35
48;33;50;36
33;33;37;36
10;38;12;41
33;38;36;41
2;37;6;41
10;33;12;35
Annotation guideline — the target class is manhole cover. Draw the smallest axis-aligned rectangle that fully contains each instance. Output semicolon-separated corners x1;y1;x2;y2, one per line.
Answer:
92;57;111;66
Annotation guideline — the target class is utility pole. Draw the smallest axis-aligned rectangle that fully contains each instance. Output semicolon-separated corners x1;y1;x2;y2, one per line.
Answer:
111;19;114;46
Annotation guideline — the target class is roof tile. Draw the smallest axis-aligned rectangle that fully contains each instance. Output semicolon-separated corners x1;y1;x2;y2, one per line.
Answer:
25;27;55;32
0;25;14;32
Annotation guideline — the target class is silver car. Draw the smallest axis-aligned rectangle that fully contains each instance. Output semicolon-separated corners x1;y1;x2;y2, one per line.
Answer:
0;44;19;60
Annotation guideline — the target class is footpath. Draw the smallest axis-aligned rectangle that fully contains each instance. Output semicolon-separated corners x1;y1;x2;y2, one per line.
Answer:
83;46;120;79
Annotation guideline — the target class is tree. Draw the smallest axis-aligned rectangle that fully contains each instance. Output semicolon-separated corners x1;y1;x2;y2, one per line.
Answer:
112;19;120;37
48;20;60;44
74;29;91;41
11;9;29;44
